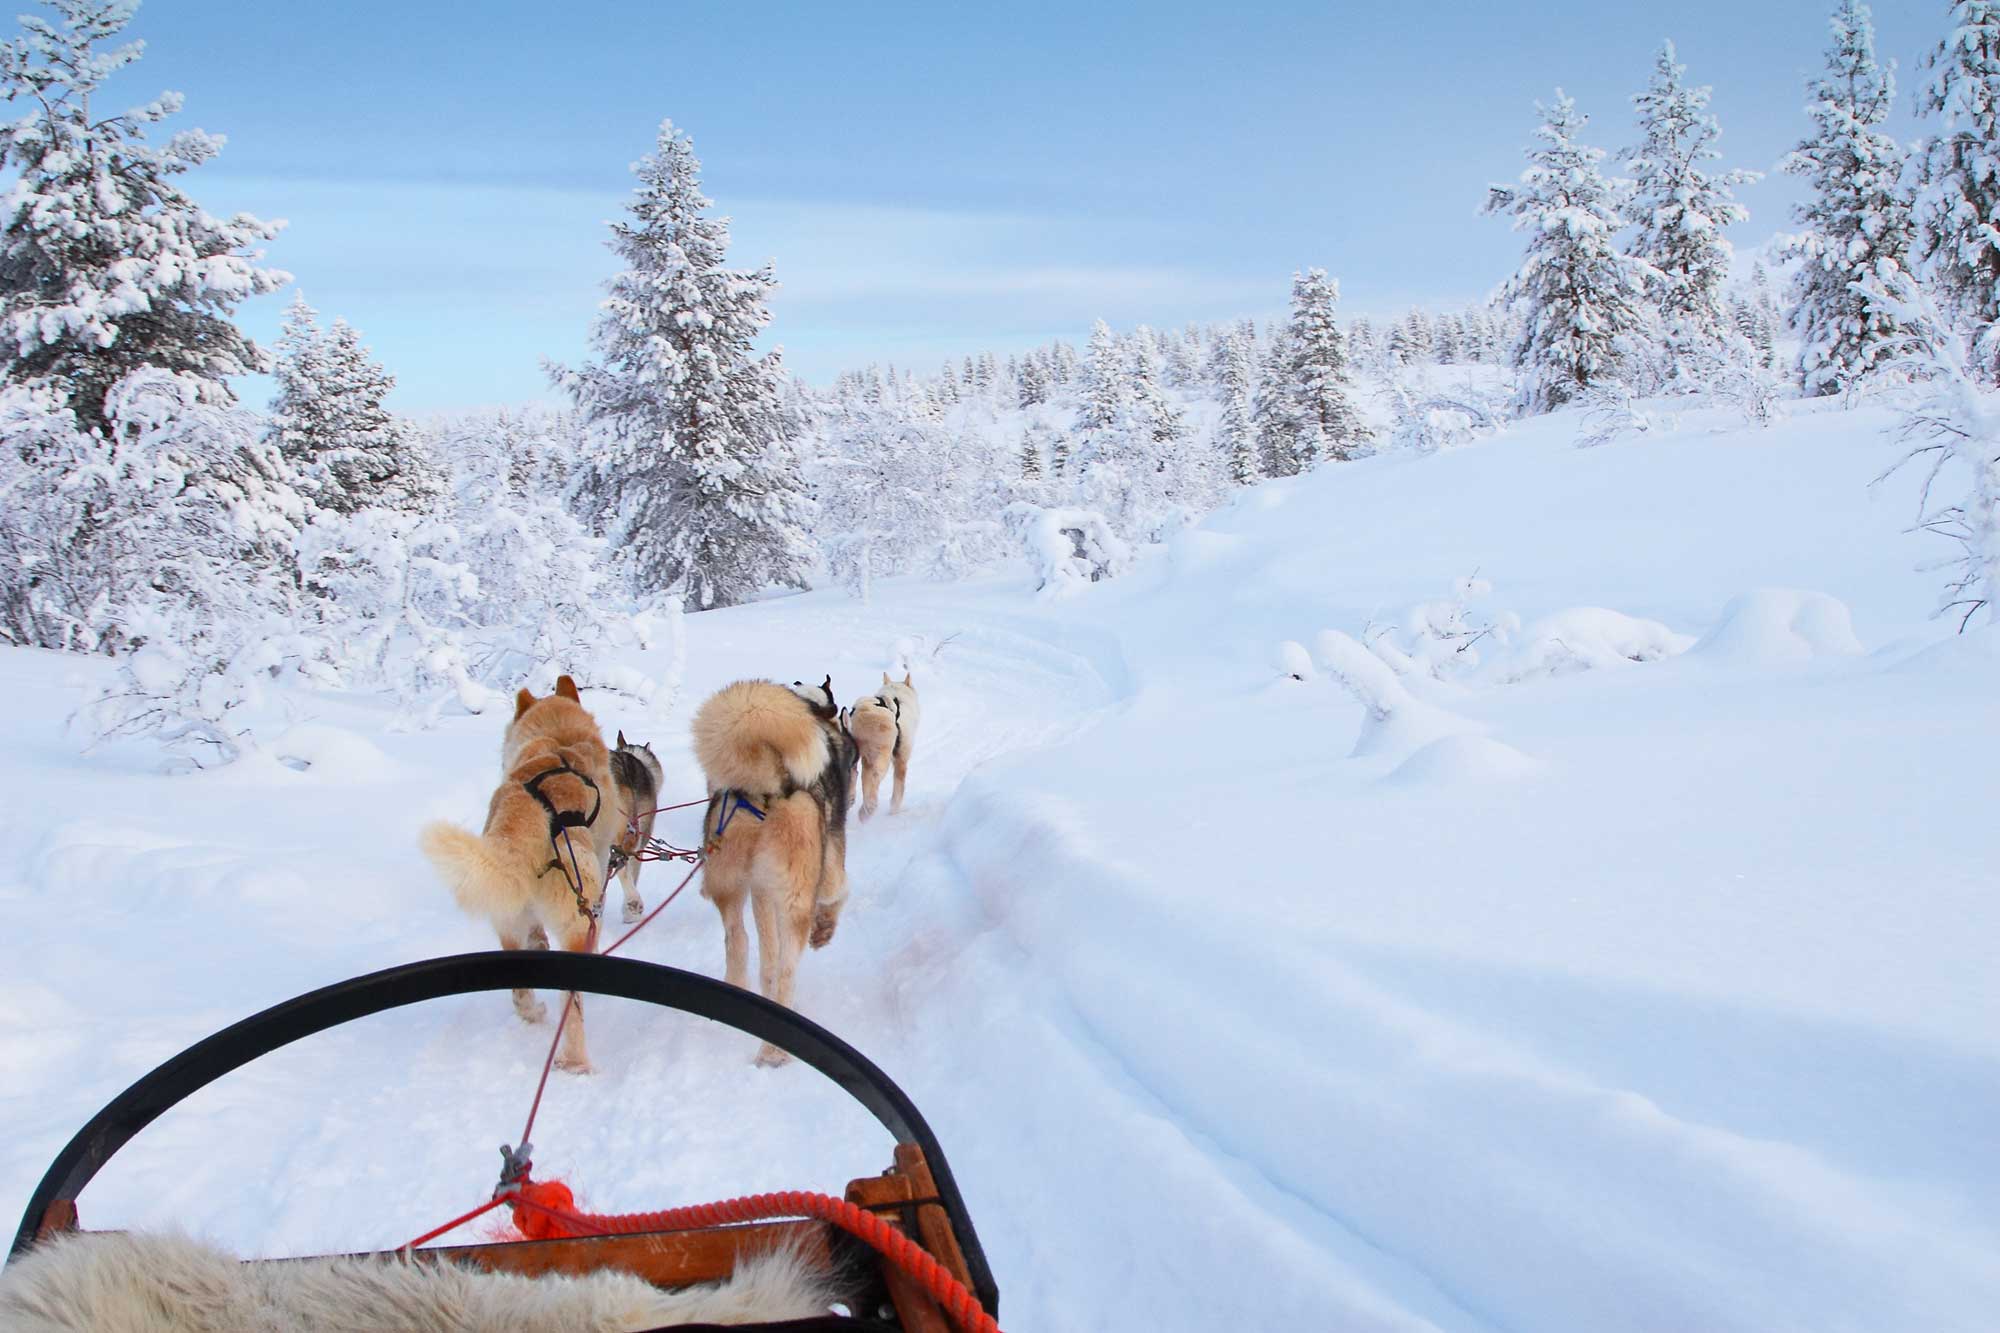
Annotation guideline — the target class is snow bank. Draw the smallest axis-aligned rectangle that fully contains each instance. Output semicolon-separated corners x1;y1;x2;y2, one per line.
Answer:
1385;733;1545;786
1693;588;1864;664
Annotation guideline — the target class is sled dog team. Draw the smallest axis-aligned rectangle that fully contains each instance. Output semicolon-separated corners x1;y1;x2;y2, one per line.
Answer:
420;671;922;1070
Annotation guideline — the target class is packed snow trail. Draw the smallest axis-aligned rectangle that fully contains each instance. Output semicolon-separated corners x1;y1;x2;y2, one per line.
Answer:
3;401;1998;1331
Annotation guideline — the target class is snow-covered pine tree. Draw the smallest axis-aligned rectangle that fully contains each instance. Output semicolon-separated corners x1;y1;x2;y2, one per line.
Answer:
550;120;812;611
0;0;286;430
1783;0;1917;395
268;294;428;513
1622;41;1758;381
1216;329;1258;485
1078;319;1127;435
1129;326;1184;449
1485;91;1652;414
1050;340;1079;384
1285;269;1369;463
1018;353;1048;407
1911;0;2000;379
1254;335;1303;476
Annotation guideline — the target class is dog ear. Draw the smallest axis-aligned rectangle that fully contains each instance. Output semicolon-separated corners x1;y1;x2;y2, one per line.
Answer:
514;688;536;720
821;674;834;707
903;671;912;687
555;675;581;702
882;671;892;686
616;729;626;748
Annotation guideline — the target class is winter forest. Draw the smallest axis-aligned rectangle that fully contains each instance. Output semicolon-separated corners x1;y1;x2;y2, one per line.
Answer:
0;0;1988;764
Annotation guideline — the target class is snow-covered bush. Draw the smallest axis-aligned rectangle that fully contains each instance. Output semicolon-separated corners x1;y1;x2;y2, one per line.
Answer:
1387;377;1506;454
1004;503;1132;595
1871;275;2000;629
1577;381;1671;449
1484;608;1694;682
83;606;335;769
0;369;304;655
296;507;495;728
1368;576;1519;681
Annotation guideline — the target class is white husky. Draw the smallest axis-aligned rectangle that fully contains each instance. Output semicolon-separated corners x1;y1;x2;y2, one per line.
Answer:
846;671;921;820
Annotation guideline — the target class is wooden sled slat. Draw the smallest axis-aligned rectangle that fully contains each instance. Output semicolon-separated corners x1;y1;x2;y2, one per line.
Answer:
409;1218;836;1287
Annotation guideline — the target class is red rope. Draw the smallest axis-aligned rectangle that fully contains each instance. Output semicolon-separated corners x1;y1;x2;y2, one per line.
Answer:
505;1180;1001;1333
398;1194;506;1251
599;857;702;957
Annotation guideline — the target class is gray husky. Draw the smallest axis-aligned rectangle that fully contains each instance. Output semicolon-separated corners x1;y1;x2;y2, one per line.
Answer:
610;731;665;924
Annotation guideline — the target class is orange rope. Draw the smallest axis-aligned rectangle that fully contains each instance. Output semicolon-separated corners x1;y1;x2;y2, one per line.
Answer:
505;1179;1001;1333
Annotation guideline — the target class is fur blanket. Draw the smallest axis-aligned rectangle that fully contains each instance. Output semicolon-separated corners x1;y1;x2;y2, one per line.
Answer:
0;1231;836;1331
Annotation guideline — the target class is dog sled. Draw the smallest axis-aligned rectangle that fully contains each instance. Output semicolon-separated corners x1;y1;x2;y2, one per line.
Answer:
5;951;1002;1332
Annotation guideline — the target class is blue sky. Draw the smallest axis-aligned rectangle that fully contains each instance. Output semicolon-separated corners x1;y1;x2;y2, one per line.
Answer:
107;0;1939;411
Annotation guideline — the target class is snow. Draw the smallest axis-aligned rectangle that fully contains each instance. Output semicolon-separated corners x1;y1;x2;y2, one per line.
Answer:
4;398;1999;1330
1690;587;1865;664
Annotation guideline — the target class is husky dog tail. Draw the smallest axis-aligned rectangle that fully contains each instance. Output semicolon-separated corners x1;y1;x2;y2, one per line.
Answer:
421;822;540;919
692;681;828;795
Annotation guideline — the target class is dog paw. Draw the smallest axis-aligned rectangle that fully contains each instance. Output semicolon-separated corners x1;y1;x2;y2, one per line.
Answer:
515;999;548;1025
753;1043;792;1068
622;899;645;924
555;1053;595;1075
858;805;874;823
810;916;838;949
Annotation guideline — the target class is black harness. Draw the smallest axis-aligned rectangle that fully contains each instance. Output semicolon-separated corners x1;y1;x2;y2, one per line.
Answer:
523;762;604;918
522;761;603;839
873;694;905;755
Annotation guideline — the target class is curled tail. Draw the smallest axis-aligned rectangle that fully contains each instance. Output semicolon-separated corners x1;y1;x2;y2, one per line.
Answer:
421;821;538;919
691;681;828;794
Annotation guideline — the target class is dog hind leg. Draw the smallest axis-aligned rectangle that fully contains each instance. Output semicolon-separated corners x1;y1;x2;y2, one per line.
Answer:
550;915;595;1075
618;855;645;923
890;740;912;815
858;749;884;823
811;838;847;950
498;922;548;1025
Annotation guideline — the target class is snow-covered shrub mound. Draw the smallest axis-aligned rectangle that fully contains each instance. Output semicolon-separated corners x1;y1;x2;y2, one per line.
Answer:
1004;503;1132;595
1369;574;1519;681
1487;608;1696;682
1385;733;1544;787
266;723;400;781
1314;629;1482;758
1692;589;1863;664
1276;640;1314;681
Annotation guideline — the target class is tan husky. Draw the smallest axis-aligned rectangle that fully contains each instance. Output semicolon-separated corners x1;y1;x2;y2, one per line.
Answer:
691;679;854;1065
847;672;921;820
419;675;622;1073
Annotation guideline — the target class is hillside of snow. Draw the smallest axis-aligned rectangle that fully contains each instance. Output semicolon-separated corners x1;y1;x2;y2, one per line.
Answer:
3;400;1996;1331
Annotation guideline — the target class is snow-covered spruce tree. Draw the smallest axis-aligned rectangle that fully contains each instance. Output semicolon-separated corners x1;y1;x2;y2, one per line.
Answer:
268;294;430;513
1285;268;1369;463
1910;1;2000;380
550;119;812;611
1253;334;1303;476
1216;329;1259;485
1782;1;1917;396
1485;92;1653;414
0;0;286;431
1077;319;1127;435
1623;41;1758;383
